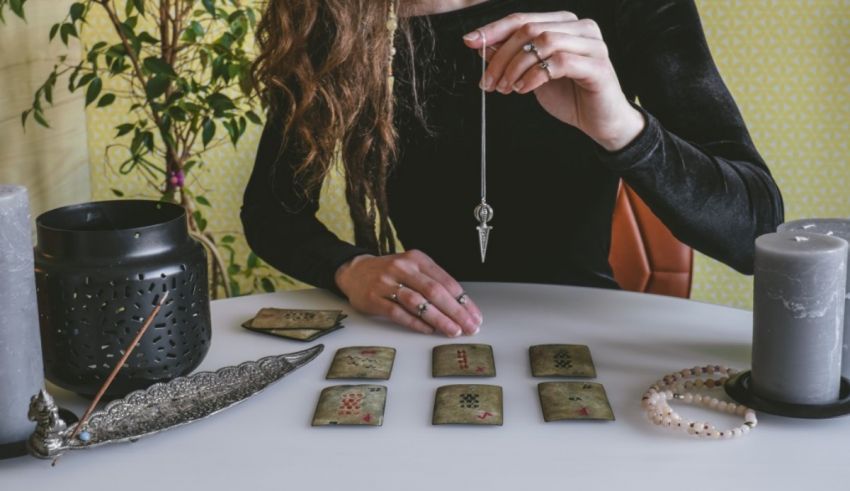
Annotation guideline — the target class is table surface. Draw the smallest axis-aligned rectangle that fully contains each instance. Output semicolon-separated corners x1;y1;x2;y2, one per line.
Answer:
2;282;848;490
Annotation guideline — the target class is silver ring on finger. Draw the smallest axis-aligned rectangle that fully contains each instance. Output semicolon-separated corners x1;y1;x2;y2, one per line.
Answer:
456;292;469;305
417;301;430;318
523;41;544;62
539;59;553;80
389;283;405;303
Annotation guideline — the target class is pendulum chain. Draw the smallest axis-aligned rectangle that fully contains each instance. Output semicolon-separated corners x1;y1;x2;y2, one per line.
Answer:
474;30;494;263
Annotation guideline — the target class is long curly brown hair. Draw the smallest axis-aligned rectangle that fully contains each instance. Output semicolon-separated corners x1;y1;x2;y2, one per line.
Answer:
252;0;412;255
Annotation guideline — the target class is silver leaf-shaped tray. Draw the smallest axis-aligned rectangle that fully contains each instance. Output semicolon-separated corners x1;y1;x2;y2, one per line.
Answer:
27;345;323;459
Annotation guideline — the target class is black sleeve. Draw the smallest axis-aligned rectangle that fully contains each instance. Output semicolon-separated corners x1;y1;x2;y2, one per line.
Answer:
596;0;784;274
240;109;373;294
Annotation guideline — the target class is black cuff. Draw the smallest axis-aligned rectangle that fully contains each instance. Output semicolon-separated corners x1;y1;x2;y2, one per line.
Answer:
593;105;662;174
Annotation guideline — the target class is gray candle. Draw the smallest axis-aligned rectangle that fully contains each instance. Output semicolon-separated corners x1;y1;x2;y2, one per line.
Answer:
779;218;850;379
0;186;44;451
751;231;847;405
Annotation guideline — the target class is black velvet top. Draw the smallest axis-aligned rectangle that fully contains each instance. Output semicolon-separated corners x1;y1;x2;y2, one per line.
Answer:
241;0;784;293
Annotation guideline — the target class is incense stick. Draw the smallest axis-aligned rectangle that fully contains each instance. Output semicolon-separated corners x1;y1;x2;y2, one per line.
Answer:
67;291;170;443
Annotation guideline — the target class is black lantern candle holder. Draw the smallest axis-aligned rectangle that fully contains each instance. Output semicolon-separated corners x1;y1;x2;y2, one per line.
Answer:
34;200;211;398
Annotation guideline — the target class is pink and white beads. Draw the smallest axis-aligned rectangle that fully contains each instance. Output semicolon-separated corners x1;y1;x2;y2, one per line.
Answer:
642;365;757;440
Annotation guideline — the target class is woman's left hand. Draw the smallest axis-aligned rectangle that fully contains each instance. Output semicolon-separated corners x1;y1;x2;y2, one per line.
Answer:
463;11;645;152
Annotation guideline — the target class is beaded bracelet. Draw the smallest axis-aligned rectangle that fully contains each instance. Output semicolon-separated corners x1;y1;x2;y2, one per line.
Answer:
642;365;757;439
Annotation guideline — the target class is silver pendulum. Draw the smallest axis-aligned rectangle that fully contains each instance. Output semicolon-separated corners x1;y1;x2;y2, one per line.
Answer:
475;200;493;263
475;31;493;263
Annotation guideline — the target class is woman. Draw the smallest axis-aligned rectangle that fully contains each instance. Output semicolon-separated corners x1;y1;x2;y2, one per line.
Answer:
242;0;784;337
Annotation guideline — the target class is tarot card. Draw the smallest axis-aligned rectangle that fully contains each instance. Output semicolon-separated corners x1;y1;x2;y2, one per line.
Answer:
432;384;503;425
529;344;596;378
537;382;614;422
312;385;387;426
243;308;346;330
242;324;344;342
326;346;396;380
432;344;496;377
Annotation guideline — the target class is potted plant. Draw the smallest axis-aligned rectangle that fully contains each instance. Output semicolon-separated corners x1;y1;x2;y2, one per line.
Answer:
1;0;290;297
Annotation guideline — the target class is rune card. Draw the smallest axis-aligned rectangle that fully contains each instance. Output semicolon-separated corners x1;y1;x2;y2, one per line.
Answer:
537;382;614;422
432;344;496;377
529;344;596;378
432;384;503;425
242;325;344;342
326;346;396;380
243;307;346;330
312;385;387;426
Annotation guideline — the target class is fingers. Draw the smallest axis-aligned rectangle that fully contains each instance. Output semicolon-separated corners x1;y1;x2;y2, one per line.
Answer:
463;11;579;48
394;285;465;337
397;257;480;336
382;300;434;335
480;20;605;92
463;11;605;92
514;51;610;94
417;256;484;325
349;250;483;337
498;32;606;93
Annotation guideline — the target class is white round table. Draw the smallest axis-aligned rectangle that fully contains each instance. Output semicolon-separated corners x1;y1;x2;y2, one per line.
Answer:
2;283;848;490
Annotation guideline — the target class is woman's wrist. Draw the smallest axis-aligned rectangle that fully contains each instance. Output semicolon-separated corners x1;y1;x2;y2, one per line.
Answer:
334;253;374;294
594;104;647;152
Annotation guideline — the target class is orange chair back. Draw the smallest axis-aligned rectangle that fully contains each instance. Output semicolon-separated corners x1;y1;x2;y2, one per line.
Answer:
609;183;693;298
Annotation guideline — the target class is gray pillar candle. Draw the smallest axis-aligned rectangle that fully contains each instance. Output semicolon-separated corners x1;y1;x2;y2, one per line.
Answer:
0;186;44;451
779;219;850;379
752;231;848;405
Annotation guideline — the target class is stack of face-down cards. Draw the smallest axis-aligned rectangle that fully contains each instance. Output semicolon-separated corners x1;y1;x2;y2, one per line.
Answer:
432;344;503;426
242;308;346;342
312;347;396;427
529;344;614;422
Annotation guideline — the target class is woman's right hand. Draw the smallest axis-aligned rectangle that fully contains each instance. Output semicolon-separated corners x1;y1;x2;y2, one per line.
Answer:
334;250;483;337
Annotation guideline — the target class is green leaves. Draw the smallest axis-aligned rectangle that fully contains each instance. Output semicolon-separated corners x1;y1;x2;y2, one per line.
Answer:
261;277;275;293
145;75;169;100
202;0;216;17
84;77;102;106
6;0;279;297
245;110;262;125
206;93;235;116
115;123;135;137
59;22;77;45
7;0;26;21
143;57;176;77
202;118;215;147
192;210;208;232
125;0;145;17
97;93;116;107
69;2;84;22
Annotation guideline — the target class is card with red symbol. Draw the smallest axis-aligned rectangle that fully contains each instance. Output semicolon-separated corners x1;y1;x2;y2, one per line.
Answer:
312;385;387;426
242;307;346;342
537;382;614;422
432;344;496;377
326;346;396;380
432;384;503;425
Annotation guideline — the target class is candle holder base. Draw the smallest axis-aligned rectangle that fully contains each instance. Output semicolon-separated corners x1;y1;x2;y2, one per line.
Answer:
0;407;78;460
725;371;850;419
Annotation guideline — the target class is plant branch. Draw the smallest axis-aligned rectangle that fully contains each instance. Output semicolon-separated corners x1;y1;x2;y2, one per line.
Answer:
189;229;232;298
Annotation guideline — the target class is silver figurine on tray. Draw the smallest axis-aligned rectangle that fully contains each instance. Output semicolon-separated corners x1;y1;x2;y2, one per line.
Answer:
26;345;323;459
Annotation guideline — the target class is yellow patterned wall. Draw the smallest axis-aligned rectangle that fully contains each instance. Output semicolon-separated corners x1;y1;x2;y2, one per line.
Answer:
693;0;850;308
84;1;850;307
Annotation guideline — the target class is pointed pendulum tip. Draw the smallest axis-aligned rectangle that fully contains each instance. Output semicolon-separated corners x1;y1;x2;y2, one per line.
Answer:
474;202;494;263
